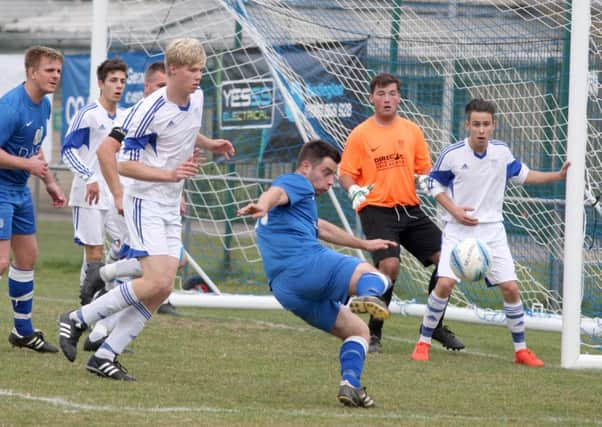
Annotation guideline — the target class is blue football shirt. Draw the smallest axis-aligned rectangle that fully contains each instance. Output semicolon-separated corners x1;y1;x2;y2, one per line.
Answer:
0;84;51;187
256;173;322;280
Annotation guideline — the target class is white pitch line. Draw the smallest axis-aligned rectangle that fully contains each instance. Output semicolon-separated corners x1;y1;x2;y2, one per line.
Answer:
0;389;238;414
0;389;600;425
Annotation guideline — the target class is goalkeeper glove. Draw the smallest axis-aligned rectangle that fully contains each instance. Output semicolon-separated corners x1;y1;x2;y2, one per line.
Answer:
348;184;374;210
415;174;429;194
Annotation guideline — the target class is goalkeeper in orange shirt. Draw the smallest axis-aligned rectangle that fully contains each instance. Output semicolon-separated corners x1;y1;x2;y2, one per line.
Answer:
339;72;464;353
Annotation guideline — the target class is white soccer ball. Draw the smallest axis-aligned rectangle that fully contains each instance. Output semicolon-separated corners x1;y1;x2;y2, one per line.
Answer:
449;238;492;282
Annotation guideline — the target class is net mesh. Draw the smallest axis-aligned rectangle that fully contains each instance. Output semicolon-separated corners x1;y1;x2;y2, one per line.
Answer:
110;0;601;345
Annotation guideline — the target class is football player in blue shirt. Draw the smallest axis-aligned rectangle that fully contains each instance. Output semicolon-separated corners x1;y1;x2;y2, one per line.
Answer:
237;139;397;408
0;46;66;353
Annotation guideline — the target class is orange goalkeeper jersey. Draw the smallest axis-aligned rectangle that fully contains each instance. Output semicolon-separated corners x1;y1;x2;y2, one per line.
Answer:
340;116;432;210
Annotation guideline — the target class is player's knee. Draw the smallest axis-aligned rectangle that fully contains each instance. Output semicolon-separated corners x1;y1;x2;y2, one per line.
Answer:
435;278;455;298
351;324;370;343
500;281;520;302
378;257;400;280
356;271;390;297
153;278;175;300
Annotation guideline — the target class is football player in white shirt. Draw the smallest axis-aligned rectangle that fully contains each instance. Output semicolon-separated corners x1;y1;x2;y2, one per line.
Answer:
82;61;210;352
80;62;168;353
411;98;570;367
61;58;127;305
59;38;234;380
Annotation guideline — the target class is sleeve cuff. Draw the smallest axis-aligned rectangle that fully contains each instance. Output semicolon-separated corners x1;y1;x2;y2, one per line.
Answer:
83;173;98;184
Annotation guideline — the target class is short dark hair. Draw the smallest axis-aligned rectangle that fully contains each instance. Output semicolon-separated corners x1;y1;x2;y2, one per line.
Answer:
24;46;63;70
144;61;166;82
369;72;401;94
465;98;496;120
297;139;341;166
97;58;127;82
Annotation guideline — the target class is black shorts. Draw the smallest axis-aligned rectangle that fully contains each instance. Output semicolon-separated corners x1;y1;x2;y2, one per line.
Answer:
359;205;441;267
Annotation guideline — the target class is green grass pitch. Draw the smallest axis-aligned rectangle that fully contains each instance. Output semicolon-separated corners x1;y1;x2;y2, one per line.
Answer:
0;218;599;426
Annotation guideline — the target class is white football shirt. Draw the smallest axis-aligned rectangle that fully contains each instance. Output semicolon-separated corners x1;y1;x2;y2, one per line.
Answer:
428;138;530;223
62;100;126;209
118;87;204;205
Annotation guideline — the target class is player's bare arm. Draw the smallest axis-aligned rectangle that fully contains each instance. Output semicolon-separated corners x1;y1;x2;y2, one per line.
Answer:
37;149;66;208
338;174;355;192
435;192;477;226
118;155;198;183
0;148;48;178
98;136;124;212
196;133;235;159
237;186;288;218
524;161;571;185
317;218;397;250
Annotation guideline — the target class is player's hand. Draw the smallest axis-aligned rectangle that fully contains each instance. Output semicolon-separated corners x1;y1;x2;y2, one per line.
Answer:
46;181;67;208
173;156;199;181
85;182;100;205
180;195;187;216
452;207;478;226
27;152;48;179
558;161;571;180
237;202;267;219
113;192;124;215
193;147;207;165
348;184;374;210
209;139;235;160
362;238;398;252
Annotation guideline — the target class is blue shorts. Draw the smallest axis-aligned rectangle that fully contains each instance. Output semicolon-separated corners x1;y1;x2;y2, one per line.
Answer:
0;186;36;240
270;247;361;332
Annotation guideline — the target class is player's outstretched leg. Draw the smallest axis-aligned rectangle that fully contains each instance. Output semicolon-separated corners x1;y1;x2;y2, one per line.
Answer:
367;280;395;353
86;354;136;381
348;271;390;321
80;262;105;305
348;296;389;320
58;311;87;362
83;335;105;352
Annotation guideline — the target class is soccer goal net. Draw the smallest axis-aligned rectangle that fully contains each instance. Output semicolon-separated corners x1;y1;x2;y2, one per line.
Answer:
104;0;601;365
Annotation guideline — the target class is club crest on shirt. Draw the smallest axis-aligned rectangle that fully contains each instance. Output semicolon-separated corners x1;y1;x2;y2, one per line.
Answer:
33;127;43;146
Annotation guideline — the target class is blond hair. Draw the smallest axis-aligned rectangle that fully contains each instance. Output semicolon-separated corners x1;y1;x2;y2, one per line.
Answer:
165;38;206;70
24;46;64;71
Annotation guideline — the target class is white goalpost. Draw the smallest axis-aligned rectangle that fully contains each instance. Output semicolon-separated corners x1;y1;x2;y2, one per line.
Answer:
90;0;602;369
561;0;601;369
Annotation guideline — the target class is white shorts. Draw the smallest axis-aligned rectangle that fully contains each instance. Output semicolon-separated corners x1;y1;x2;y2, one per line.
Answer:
123;195;182;259
72;206;109;246
105;204;130;248
438;222;517;286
